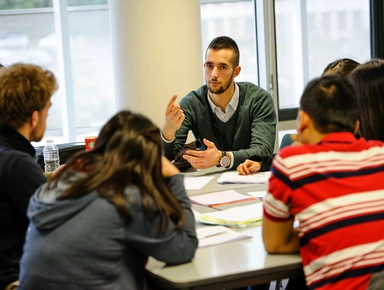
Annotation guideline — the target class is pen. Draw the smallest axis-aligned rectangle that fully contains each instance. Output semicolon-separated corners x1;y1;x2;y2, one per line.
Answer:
198;230;226;239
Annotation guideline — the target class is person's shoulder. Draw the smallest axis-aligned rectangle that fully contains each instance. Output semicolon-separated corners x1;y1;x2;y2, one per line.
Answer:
0;148;45;186
276;145;303;158
180;85;208;106
0;147;33;162
237;81;268;91
274;144;318;163
237;82;272;99
7;149;43;174
184;85;207;98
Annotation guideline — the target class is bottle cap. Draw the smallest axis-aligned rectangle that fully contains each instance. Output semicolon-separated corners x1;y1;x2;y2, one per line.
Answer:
46;139;53;143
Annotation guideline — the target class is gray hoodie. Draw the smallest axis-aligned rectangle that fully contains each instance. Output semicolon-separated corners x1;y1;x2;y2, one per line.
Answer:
18;173;197;290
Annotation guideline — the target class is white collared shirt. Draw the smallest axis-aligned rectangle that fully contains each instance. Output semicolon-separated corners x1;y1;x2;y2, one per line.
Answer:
207;83;239;168
207;83;239;123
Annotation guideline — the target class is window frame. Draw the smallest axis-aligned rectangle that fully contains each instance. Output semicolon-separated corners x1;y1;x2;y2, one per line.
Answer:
271;0;381;122
0;1;110;143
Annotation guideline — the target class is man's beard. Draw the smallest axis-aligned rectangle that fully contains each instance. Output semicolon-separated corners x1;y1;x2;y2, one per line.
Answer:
30;125;44;142
207;72;234;94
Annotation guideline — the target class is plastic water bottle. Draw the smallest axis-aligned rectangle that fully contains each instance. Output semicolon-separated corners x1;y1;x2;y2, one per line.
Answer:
43;139;60;173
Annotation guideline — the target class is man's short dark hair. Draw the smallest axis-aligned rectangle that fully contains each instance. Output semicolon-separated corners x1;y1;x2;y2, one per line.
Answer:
206;36;240;67
300;74;358;134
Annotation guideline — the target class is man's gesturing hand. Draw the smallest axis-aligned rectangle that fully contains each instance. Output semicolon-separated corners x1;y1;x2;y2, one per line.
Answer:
161;95;185;141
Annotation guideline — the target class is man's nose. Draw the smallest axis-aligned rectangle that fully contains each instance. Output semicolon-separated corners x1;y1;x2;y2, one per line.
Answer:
211;67;219;78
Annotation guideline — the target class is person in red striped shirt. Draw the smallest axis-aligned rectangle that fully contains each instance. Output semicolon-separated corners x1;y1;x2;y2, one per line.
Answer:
262;74;384;290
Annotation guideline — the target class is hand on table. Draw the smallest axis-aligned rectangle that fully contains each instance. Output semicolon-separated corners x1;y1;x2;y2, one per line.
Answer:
161;95;185;141
237;160;261;175
183;138;222;169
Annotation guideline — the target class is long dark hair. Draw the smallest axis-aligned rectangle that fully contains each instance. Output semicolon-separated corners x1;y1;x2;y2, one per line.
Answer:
349;59;384;141
46;110;184;230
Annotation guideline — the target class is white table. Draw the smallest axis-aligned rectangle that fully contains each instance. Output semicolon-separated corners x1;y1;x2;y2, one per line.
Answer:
145;169;304;290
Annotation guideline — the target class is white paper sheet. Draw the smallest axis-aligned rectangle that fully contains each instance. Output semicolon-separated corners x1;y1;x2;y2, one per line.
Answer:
217;171;271;184
247;191;268;201
189;190;255;206
196;226;252;248
184;176;215;190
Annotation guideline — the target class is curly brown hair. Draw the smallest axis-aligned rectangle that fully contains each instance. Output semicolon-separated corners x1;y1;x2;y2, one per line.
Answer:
0;63;58;130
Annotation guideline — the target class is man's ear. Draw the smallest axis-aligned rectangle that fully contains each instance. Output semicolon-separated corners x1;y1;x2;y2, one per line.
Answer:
297;110;310;134
234;66;241;77
30;110;39;128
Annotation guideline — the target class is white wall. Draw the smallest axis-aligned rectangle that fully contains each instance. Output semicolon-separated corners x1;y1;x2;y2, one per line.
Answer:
109;0;204;128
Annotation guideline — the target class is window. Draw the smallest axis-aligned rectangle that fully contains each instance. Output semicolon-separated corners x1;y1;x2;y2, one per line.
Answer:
68;5;114;139
1;0;378;147
200;0;260;86
274;0;370;120
0;0;113;145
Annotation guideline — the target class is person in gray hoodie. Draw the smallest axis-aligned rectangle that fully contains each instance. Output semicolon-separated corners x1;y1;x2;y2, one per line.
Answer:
18;110;198;290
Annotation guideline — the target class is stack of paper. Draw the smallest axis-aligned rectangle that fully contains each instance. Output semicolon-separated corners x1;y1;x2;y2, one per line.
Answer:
195;203;264;228
196;226;252;248
189;190;255;207
217;171;271;184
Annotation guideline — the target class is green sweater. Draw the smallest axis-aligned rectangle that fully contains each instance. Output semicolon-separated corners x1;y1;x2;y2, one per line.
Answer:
163;82;277;168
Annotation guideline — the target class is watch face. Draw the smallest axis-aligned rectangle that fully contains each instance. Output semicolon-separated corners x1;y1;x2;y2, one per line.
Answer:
220;156;230;168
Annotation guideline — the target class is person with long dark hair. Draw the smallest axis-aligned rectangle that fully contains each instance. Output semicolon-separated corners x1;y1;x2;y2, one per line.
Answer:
349;59;384;141
18;110;197;290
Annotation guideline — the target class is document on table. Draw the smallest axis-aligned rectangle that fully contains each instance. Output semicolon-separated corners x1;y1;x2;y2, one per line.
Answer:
195;203;264;228
247;190;267;201
196;226;252;248
217;171;271;184
184;176;214;190
189;190;255;206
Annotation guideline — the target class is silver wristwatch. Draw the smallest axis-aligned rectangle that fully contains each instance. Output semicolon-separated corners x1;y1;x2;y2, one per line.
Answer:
218;151;230;168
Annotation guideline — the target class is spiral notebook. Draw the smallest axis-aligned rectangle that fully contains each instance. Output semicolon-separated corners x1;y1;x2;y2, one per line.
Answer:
194;202;264;229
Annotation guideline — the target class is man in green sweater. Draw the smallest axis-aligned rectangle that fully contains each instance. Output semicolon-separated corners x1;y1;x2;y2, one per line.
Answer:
161;36;277;170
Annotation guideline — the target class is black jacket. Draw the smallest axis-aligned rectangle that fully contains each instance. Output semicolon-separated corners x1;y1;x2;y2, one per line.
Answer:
0;129;46;288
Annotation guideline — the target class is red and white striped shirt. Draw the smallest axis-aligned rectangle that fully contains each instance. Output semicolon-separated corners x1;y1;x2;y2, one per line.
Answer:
264;132;384;290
